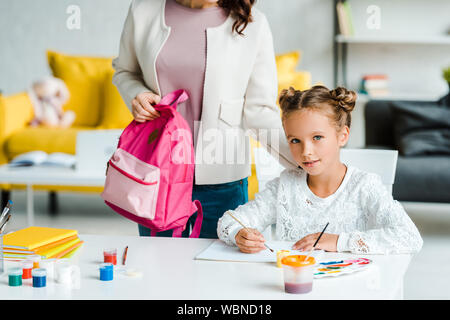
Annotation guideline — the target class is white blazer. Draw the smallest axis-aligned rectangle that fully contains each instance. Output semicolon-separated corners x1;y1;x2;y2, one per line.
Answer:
112;0;297;185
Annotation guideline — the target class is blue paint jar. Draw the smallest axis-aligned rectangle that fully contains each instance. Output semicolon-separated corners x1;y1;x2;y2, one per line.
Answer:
32;268;47;288
8;268;23;287
99;263;113;281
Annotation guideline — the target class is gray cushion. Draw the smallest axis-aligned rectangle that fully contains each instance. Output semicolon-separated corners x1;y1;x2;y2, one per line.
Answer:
365;100;396;148
399;129;450;156
391;102;450;156
394;155;450;203
437;92;450;107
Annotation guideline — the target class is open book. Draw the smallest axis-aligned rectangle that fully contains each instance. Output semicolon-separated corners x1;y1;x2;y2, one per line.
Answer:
9;151;76;168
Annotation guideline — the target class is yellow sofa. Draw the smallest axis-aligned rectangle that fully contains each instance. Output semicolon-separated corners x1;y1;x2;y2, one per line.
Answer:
0;50;133;198
0;50;310;204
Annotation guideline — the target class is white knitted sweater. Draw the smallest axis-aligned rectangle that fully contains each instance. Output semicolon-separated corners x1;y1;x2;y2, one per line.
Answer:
217;166;423;254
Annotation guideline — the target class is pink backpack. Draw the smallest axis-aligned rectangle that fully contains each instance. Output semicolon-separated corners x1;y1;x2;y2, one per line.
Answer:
101;89;203;237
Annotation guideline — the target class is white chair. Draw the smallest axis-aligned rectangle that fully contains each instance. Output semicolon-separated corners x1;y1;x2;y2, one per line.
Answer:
340;148;398;194
253;147;398;239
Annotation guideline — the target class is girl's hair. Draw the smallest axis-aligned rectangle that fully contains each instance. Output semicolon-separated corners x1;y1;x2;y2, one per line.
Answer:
218;0;256;36
279;85;357;129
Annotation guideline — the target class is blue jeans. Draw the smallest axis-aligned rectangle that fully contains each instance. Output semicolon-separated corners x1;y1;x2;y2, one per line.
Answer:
138;177;248;238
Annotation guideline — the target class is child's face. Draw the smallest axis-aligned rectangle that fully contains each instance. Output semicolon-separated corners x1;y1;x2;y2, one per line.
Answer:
282;108;349;176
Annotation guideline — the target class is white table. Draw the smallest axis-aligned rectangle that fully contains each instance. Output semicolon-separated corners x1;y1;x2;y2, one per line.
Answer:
0;165;105;226
0;235;412;300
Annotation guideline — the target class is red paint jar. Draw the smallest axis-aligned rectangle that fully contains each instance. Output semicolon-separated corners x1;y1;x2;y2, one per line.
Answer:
103;248;117;265
22;260;34;279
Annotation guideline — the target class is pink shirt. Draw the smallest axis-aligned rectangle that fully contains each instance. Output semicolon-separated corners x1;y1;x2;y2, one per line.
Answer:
156;0;228;140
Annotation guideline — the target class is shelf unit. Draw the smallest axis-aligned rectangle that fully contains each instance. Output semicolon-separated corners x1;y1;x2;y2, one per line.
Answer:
332;0;450;89
335;34;450;45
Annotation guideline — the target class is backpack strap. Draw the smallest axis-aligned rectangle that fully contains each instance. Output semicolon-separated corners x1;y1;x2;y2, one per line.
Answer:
170;200;202;238
154;89;189;111
189;200;203;238
172;228;182;237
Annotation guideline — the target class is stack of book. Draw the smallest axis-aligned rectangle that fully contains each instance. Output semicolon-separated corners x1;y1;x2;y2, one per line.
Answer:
336;0;354;36
3;226;84;261
360;74;390;97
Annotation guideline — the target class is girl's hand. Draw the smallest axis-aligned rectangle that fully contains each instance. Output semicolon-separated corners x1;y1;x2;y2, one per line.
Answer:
292;233;339;252
235;228;266;254
132;92;161;122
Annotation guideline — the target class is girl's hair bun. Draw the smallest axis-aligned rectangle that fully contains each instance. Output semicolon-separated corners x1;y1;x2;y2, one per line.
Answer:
329;87;357;112
279;86;304;114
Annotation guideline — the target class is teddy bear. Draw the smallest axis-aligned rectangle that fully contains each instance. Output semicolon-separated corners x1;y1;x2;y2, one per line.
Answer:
28;76;76;128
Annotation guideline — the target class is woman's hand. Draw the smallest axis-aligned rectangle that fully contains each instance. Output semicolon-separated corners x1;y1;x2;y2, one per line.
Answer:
131;92;161;122
235;228;266;254
292;233;339;252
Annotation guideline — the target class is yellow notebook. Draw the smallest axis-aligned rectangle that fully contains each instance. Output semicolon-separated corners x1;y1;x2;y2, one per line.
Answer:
3;252;31;259
4;235;79;255
39;238;81;259
3;226;78;250
34;235;79;254
61;242;84;259
55;241;84;259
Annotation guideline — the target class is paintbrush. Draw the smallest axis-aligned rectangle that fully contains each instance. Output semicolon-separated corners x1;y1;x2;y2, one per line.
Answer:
0;200;13;224
226;211;274;252
0;214;11;234
122;246;129;265
302;222;329;263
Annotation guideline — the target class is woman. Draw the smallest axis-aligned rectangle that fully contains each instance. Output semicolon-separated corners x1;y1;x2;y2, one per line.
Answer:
112;0;297;238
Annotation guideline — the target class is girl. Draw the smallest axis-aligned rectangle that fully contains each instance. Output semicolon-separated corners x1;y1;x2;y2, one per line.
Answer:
217;85;423;254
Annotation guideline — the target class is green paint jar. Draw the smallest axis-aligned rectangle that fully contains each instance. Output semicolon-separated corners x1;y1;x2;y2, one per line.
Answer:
8;268;23;286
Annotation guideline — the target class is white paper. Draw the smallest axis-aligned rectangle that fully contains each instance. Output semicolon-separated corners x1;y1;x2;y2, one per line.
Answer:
9;150;48;166
9;151;75;168
42;152;76;167
195;240;324;263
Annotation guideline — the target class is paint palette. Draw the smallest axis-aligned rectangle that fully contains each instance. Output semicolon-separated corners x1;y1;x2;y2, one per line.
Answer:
314;258;372;278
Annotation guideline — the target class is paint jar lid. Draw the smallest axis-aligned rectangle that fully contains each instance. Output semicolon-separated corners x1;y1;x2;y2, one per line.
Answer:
281;255;316;267
8;267;23;276
29;254;41;262
99;263;114;281
40;259;56;267
103;248;117;255
99;263;114;270
32;268;47;277
55;258;70;268
22;259;34;268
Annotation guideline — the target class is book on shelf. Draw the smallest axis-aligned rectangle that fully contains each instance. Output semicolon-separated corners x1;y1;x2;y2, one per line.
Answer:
8;150;76;168
336;1;354;37
360;74;390;98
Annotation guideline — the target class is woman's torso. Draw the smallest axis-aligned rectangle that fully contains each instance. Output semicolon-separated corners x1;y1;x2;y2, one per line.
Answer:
156;0;228;139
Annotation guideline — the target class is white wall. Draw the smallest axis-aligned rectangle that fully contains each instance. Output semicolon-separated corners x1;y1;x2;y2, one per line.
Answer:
255;0;334;87
0;0;130;94
0;0;449;97
342;0;450;96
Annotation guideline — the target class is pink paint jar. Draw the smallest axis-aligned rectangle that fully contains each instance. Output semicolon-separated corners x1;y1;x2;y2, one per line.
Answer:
281;255;316;294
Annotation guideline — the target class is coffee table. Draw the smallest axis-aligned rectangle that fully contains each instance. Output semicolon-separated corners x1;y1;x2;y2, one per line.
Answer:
0;165;105;226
